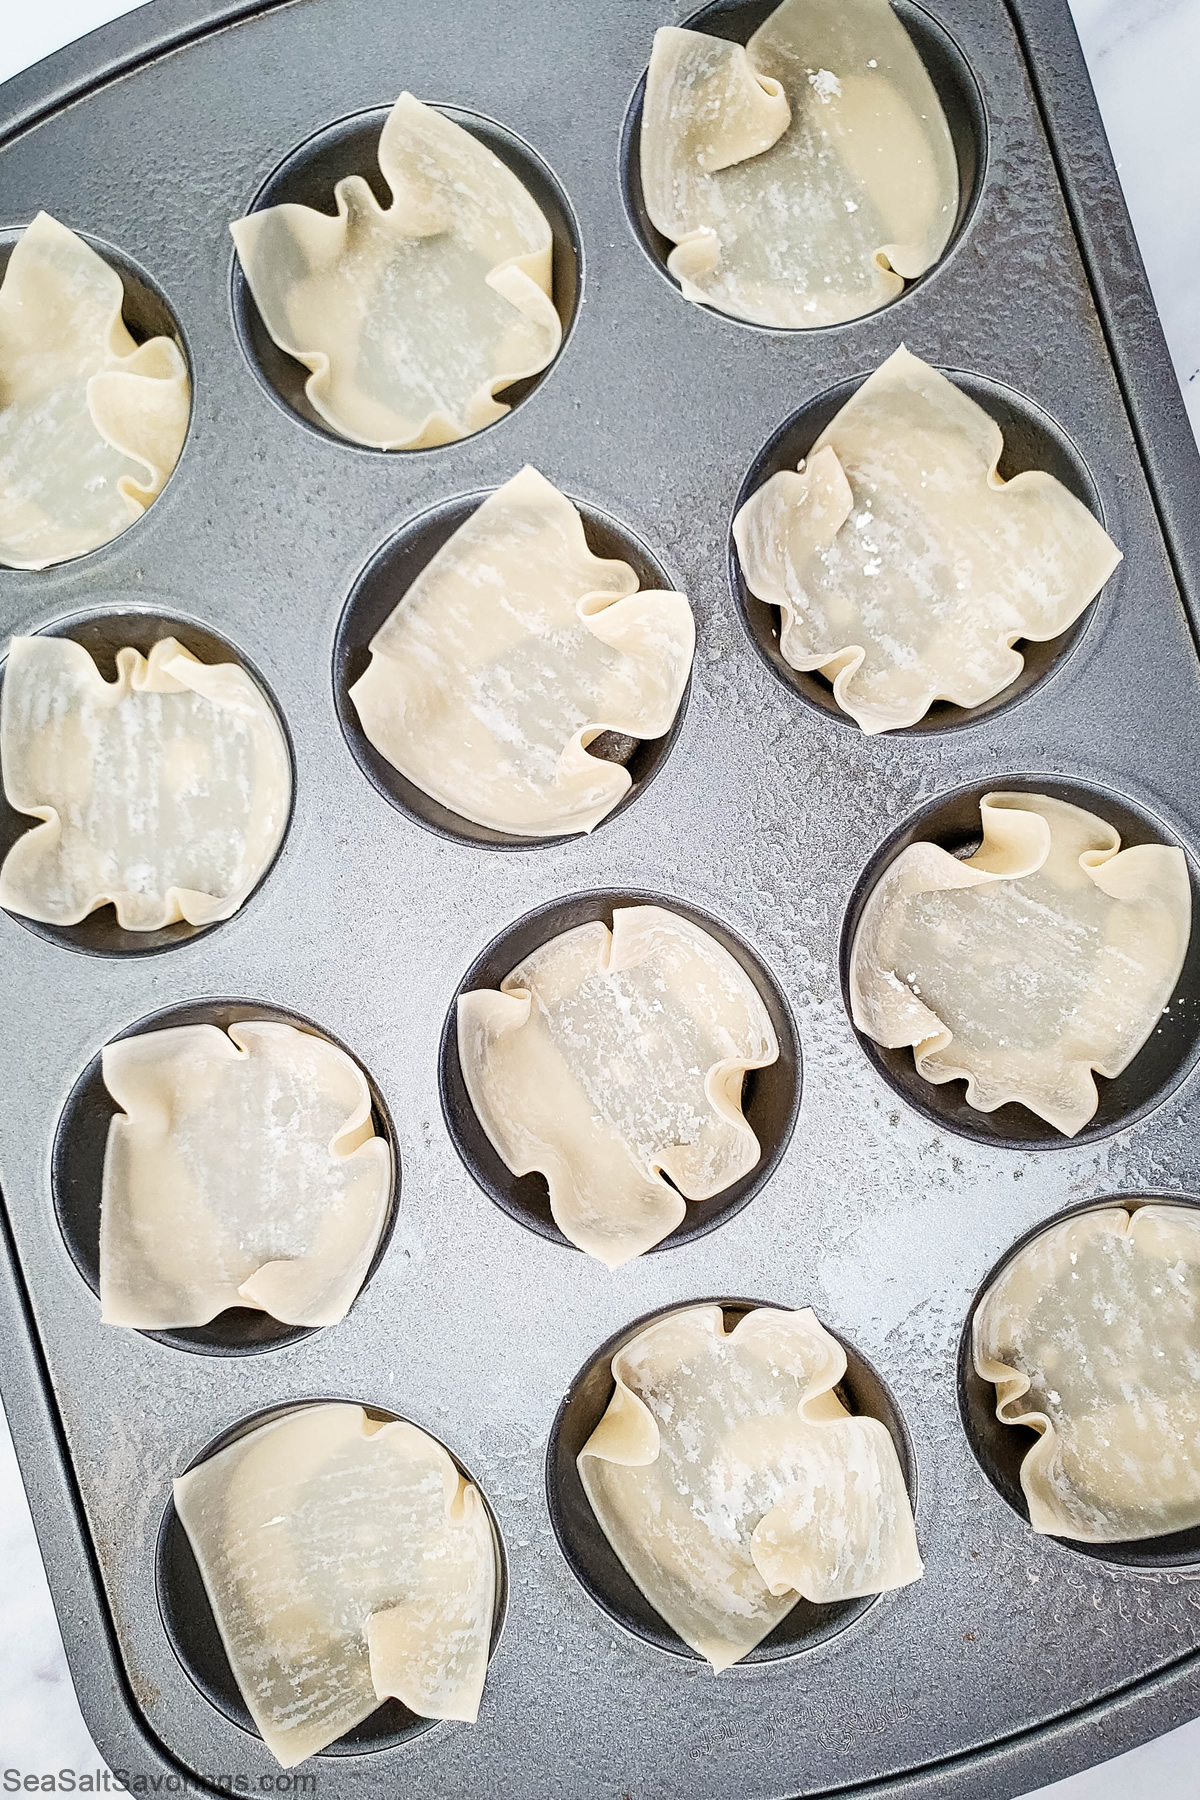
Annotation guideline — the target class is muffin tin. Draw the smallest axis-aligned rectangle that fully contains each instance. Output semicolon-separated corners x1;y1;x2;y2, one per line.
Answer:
2;0;1200;1795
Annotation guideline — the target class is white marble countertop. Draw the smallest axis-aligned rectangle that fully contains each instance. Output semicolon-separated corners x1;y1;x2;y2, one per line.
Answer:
2;0;1200;1792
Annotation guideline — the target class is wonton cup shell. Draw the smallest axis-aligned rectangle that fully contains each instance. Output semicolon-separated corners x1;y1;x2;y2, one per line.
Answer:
456;904;780;1267
171;1403;499;1767
231;95;562;450
52;998;400;1356
971;1203;1200;1546
575;1303;922;1668
0;634;291;933
849;790;1191;1136
732;348;1121;732
0;213;189;569
638;0;959;328
347;467;694;838
99;1020;392;1332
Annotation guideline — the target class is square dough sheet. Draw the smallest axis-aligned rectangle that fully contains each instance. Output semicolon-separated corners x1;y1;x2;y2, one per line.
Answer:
0;213;189;569
0;634;291;930
849;791;1191;1134
640;0;958;327
174;1403;497;1767
101;1020;392;1329
974;1205;1200;1542
733;347;1122;731
579;1304;922;1669
457;905;779;1266
349;466;694;837
231;94;561;448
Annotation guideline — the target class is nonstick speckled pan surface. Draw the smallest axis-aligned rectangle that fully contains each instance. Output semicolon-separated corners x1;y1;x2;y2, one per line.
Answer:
3;1;1200;1795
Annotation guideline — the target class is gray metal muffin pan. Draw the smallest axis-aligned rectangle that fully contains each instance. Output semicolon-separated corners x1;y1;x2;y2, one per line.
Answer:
2;0;1200;1794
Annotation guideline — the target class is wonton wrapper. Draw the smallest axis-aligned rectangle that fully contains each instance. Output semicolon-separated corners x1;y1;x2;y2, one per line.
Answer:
974;1205;1200;1542
850;792;1191;1135
0;213;189;569
640;0;958;328
174;1403;496;1767
231;94;561;448
579;1305;922;1668
458;906;778;1267
0;635;291;930
349;466;694;836
733;348;1123;731
100;1022;392;1329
